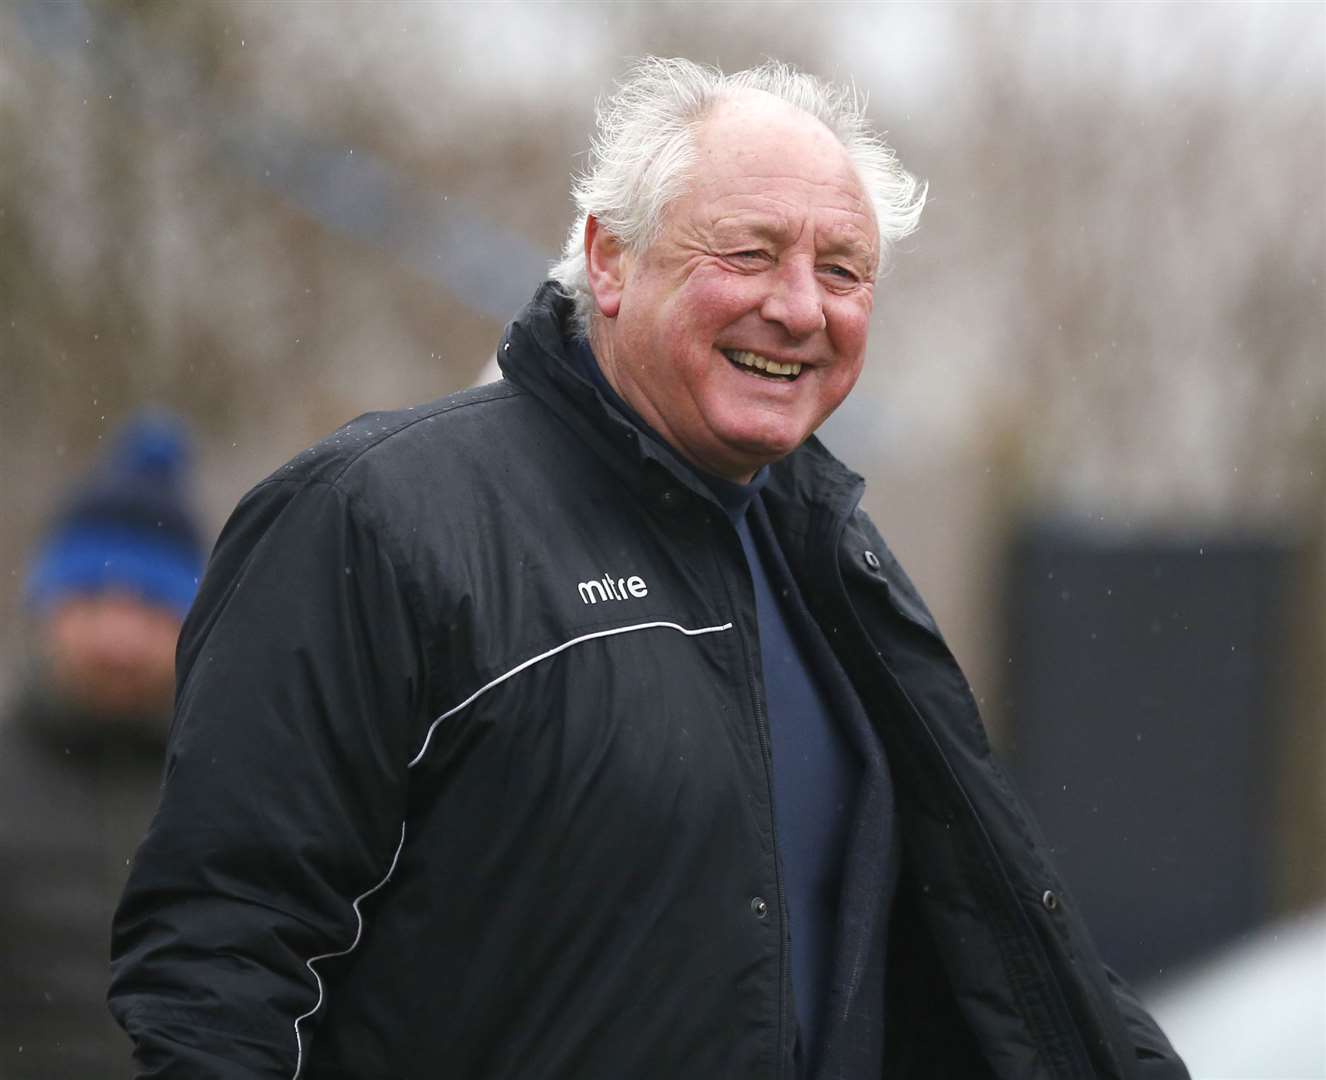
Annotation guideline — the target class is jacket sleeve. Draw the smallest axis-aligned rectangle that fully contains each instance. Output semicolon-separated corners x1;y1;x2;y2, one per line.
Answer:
1105;966;1191;1079
109;477;427;1079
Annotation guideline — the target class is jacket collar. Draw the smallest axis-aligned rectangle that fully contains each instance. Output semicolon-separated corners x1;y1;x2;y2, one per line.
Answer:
498;281;866;537
498;283;706;503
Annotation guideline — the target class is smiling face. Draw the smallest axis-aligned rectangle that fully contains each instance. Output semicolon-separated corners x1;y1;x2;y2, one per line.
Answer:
586;93;879;482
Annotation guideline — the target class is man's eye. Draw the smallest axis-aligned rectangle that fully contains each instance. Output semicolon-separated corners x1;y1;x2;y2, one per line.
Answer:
822;264;859;282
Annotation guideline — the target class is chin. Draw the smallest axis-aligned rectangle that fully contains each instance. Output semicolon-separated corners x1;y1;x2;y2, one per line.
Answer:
729;426;810;464
701;405;820;475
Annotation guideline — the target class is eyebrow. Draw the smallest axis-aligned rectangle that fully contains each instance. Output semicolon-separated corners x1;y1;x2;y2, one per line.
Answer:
818;231;876;264
710;215;789;245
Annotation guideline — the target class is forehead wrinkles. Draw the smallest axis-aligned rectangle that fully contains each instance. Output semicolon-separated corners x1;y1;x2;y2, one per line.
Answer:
701;171;871;213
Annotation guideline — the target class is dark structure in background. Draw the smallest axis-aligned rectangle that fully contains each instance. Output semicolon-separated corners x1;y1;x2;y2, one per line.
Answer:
1005;524;1295;985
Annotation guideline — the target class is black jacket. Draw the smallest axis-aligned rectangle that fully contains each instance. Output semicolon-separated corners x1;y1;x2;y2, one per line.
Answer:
111;284;1187;1079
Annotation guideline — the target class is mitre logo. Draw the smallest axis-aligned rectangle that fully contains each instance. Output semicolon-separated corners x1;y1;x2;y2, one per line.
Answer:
578;572;648;605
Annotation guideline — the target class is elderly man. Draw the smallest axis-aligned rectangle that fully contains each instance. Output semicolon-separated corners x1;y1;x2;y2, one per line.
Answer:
111;59;1187;1079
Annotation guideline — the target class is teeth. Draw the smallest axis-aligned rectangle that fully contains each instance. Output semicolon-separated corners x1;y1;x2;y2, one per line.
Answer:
725;350;802;377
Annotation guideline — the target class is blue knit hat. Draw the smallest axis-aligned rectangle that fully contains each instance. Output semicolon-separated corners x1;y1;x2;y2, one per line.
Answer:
25;411;207;619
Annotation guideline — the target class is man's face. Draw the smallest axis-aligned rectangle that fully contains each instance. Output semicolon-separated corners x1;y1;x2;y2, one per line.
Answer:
42;592;181;720
591;94;879;482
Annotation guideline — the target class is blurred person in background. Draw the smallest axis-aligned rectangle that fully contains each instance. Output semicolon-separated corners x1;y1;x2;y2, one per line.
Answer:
0;411;206;1077
109;59;1186;1079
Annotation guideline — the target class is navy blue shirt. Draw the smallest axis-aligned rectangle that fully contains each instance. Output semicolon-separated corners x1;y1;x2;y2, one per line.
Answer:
570;340;867;1072
711;479;862;1072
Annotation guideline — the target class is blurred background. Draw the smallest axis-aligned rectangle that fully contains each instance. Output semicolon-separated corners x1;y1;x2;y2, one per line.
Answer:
1;2;1322;1076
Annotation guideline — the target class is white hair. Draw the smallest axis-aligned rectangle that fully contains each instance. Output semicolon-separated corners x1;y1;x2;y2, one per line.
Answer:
549;56;927;334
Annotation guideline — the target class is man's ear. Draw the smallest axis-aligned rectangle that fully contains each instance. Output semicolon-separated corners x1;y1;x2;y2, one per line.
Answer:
584;215;628;319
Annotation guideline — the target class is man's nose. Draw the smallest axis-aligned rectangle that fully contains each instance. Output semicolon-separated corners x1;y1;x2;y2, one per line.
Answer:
760;258;827;339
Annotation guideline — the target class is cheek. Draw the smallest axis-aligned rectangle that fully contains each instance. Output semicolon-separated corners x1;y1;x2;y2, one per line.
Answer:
827;297;873;354
677;272;760;333
817;360;864;419
820;315;869;406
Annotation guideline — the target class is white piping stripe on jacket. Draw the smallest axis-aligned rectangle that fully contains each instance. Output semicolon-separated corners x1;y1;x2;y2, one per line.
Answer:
292;821;407;1080
288;618;733;1076
407;619;735;768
